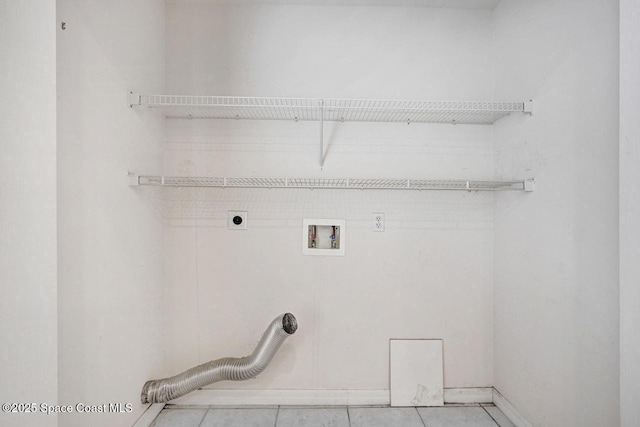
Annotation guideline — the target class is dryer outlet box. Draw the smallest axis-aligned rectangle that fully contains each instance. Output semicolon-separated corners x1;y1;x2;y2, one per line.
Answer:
228;211;248;230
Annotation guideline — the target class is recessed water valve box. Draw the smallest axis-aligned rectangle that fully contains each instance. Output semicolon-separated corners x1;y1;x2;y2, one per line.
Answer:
228;211;248;230
302;219;345;256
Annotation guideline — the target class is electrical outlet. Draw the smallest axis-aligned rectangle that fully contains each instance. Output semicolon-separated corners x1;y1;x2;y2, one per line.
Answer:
373;212;385;232
228;211;248;230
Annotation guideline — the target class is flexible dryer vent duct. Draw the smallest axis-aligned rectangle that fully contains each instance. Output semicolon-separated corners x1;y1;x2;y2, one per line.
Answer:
141;313;298;404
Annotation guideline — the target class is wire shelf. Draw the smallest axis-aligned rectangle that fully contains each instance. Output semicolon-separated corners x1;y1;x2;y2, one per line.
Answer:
130;94;531;125
133;175;534;192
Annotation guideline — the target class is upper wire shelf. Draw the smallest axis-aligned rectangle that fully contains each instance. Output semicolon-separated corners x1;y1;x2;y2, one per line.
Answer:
130;174;535;192
129;94;533;125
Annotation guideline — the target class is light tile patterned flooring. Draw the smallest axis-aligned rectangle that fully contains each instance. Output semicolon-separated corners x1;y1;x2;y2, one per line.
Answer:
150;404;515;427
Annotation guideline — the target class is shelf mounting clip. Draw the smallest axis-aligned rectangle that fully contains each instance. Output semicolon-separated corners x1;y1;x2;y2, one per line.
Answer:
523;100;534;115
524;178;536;192
128;171;140;186
128;92;141;108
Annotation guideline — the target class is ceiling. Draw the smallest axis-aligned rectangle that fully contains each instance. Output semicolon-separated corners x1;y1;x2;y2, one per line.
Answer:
166;0;501;10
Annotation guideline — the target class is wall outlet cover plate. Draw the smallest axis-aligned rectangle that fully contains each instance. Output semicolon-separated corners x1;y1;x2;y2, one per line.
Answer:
373;212;385;232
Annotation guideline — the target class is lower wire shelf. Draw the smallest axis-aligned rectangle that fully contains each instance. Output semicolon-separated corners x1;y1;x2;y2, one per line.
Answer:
129;174;535;192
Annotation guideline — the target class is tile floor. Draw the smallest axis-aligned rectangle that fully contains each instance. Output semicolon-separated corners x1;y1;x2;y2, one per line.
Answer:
150;404;515;427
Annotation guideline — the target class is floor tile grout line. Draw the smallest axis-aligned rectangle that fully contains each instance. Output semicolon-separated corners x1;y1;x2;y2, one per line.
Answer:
156;404;509;427
195;407;209;427
415;407;428;427
273;405;280;427
481;405;501;426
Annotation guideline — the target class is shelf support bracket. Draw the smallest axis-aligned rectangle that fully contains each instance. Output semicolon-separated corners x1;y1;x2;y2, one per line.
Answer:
319;99;324;168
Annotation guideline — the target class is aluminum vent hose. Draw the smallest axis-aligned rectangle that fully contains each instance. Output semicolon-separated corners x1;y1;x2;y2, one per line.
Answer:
141;313;298;404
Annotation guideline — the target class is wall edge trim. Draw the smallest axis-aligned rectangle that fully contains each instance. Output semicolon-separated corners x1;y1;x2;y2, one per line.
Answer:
166;387;494;406
492;388;533;427
131;403;165;427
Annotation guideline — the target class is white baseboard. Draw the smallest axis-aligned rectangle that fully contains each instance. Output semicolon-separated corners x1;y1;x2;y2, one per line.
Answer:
169;389;388;406
168;387;493;406
492;389;533;427
444;387;493;404
131;403;165;427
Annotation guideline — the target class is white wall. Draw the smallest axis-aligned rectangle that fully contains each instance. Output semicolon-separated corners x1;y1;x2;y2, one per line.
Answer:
0;1;58;427
162;2;497;392
492;1;619;426
56;1;166;426
619;0;640;425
